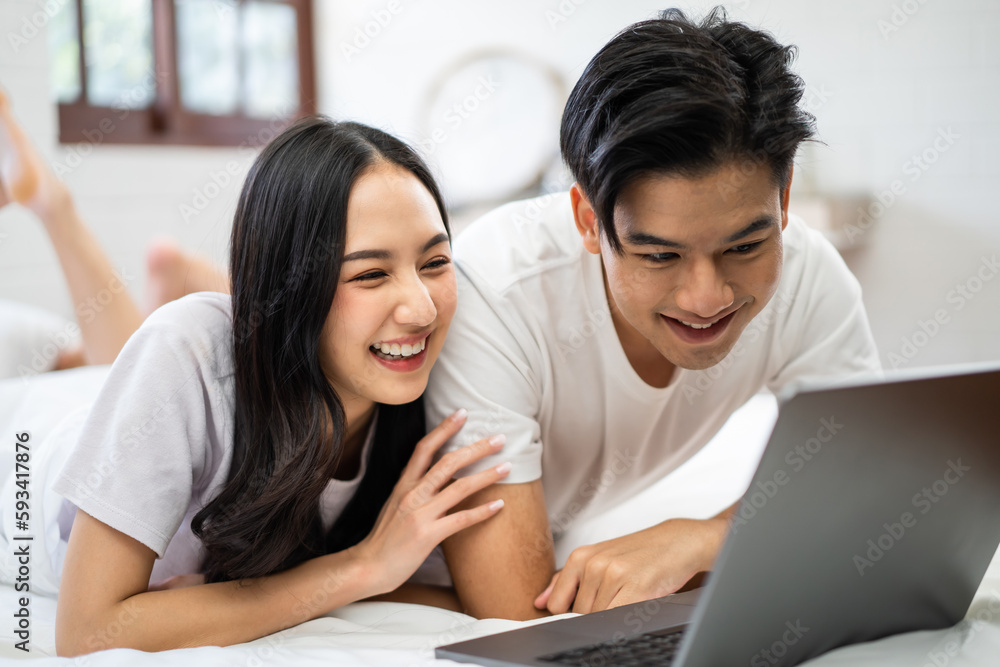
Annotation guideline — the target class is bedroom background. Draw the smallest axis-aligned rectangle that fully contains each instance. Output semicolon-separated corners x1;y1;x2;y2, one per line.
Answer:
0;0;997;372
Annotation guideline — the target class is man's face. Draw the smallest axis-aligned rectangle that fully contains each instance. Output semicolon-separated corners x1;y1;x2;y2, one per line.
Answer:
578;161;789;372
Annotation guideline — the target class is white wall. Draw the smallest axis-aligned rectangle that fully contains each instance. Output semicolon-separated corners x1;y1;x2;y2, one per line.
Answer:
1;0;998;369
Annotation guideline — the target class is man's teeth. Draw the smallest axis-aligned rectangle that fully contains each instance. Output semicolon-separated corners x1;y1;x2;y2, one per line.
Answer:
371;338;426;358
679;320;715;329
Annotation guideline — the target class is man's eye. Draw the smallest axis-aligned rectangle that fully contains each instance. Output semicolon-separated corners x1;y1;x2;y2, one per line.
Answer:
729;241;764;254
642;252;679;263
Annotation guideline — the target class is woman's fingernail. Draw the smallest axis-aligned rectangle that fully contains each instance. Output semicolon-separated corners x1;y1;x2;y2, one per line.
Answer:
488;434;506;448
452;408;468;422
489;499;505;511
495;461;512;475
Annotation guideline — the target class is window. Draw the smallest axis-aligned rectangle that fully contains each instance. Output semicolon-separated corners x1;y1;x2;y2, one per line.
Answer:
51;0;316;147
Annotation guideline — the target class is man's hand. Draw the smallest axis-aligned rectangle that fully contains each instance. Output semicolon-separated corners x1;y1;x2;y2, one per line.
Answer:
533;517;729;614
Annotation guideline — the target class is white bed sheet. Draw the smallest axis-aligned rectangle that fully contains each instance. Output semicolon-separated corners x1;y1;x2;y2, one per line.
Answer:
2;367;1000;665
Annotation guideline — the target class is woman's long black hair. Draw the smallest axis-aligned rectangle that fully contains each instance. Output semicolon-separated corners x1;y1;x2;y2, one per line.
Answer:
191;117;450;583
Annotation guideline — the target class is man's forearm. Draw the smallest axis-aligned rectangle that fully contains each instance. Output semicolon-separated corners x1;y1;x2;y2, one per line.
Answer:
368;583;464;612
443;480;554;620
713;500;740;521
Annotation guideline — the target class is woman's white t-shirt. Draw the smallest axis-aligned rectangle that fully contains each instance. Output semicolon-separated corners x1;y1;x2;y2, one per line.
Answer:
50;292;375;584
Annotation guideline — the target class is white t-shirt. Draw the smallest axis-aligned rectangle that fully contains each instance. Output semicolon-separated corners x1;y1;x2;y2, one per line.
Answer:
51;292;375;583
424;192;881;538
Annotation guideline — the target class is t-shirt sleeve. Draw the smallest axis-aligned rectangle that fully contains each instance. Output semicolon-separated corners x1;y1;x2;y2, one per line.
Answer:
765;224;882;394
52;304;227;558
424;265;544;484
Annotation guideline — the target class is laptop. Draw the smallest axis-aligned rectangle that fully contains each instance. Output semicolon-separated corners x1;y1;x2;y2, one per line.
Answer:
436;363;1000;667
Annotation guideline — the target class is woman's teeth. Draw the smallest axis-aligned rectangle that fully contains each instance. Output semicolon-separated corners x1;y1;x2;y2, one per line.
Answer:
679;320;716;329
371;338;426;359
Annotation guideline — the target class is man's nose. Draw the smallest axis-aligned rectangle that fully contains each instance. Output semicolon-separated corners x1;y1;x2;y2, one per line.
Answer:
673;258;734;318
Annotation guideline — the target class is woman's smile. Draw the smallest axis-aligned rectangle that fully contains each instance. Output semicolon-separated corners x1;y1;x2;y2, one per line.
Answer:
369;332;432;372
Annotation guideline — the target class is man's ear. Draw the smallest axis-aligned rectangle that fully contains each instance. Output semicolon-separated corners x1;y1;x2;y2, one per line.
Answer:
780;166;793;231
570;184;601;255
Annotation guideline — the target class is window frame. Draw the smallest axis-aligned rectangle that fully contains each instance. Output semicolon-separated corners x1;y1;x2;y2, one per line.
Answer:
57;0;316;147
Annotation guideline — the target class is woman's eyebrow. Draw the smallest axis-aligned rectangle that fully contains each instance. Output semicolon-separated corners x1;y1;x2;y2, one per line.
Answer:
342;232;450;262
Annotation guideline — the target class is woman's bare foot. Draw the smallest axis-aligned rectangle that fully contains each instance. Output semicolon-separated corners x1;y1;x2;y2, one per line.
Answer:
145;238;230;314
0;87;69;220
54;345;87;371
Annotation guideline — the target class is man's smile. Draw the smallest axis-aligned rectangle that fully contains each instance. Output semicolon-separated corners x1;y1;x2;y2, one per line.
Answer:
660;307;741;345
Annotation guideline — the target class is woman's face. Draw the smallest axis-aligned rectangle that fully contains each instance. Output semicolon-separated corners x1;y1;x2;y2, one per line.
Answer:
319;162;457;410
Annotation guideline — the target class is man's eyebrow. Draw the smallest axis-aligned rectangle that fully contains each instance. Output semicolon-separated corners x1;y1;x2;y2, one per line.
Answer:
723;217;776;244
623;231;685;249
342;232;450;262
623;217;777;249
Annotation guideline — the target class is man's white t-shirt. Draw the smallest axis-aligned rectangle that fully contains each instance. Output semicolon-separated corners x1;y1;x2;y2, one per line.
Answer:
49;292;375;584
425;192;881;538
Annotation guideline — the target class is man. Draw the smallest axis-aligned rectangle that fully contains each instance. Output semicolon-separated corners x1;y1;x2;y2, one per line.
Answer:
424;8;880;621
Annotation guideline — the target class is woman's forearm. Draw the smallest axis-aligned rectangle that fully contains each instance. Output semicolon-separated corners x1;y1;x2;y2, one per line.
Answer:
58;547;376;655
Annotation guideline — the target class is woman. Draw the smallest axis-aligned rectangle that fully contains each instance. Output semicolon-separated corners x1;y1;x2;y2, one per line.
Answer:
0;97;509;655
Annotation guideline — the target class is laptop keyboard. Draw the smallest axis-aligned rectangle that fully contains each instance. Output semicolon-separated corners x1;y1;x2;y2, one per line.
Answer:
538;627;686;666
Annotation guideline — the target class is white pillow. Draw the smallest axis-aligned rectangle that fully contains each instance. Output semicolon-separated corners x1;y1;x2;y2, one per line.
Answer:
0;299;81;380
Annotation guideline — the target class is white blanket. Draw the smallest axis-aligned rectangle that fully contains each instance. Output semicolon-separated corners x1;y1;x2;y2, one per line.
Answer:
2;367;1000;665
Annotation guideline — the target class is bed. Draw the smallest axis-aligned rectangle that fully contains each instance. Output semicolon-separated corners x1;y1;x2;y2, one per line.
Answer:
2;365;1000;665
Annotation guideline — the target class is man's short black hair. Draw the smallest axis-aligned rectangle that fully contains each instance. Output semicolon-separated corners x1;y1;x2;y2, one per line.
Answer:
560;6;816;253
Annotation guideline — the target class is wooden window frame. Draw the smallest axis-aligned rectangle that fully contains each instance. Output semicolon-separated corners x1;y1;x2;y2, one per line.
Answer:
58;0;316;147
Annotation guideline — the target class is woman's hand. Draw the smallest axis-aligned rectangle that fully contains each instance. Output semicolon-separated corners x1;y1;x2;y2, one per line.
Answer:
354;408;509;595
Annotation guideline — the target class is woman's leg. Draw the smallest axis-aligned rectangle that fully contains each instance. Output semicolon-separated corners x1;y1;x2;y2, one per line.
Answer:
0;89;142;365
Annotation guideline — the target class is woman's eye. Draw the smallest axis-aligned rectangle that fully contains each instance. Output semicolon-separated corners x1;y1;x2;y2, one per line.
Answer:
353;271;387;282
729;241;764;254
423;257;452;270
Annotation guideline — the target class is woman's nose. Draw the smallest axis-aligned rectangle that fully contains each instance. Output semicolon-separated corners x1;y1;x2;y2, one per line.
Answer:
395;275;437;327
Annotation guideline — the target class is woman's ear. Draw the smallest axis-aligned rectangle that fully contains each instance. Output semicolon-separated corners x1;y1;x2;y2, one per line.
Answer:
570;184;602;255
